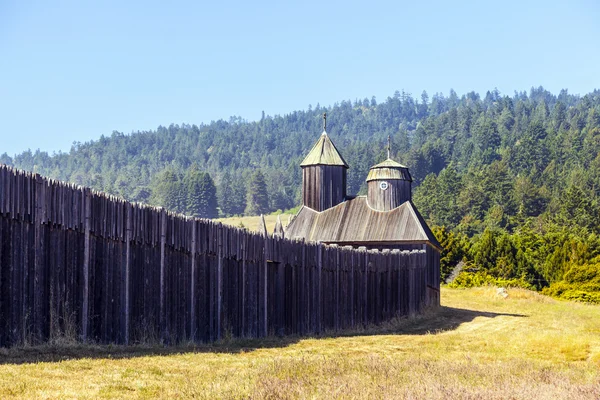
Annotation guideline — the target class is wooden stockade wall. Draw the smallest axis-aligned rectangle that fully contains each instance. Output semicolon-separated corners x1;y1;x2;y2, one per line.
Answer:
0;165;433;347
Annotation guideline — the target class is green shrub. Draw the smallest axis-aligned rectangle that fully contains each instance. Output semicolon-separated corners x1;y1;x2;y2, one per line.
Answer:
542;261;600;304
448;270;534;290
559;290;600;304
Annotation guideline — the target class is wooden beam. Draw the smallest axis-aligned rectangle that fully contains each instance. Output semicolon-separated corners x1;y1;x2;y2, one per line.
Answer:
190;219;196;341
81;187;90;341
217;223;223;340
317;242;322;334
160;209;166;343
334;245;340;332
124;203;131;345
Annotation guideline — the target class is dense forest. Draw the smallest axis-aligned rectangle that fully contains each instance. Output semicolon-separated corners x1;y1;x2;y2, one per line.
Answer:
3;87;600;301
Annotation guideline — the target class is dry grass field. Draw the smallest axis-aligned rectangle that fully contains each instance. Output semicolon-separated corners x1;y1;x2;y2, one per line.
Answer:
216;213;294;234
1;287;599;399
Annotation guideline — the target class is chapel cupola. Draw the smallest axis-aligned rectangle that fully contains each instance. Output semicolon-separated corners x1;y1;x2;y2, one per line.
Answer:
300;113;348;211
366;136;412;211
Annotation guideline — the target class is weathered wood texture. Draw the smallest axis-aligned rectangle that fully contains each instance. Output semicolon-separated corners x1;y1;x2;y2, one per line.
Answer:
366;179;411;211
286;197;442;250
302;165;346;212
0;166;436;347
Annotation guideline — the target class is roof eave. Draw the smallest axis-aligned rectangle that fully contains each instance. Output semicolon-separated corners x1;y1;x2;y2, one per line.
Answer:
301;163;349;168
320;239;441;249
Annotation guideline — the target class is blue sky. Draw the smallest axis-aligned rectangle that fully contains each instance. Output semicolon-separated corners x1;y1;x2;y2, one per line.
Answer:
1;0;599;156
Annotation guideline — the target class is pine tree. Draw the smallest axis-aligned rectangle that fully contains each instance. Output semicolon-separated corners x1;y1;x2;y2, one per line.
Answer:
218;171;236;216
218;172;247;216
185;165;203;216
150;167;184;212
199;172;218;218
186;166;217;219
232;175;247;215
245;169;269;215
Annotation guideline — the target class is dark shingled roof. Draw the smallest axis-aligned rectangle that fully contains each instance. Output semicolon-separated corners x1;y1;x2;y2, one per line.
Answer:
285;197;441;249
300;132;349;168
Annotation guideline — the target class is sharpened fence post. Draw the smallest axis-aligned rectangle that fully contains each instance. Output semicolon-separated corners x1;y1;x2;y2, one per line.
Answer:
124;204;131;345
160;210;167;343
190;219;197;341
217;224;223;340
82;187;90;341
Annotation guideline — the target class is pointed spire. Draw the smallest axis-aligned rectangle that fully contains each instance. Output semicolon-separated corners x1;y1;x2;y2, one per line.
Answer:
300;114;349;168
273;215;284;238
259;214;268;238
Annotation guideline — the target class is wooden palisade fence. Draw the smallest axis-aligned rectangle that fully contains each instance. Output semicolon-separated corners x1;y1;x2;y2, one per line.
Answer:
0;165;434;347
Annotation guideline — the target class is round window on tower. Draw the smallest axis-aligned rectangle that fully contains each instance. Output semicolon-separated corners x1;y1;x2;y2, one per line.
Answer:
379;181;389;190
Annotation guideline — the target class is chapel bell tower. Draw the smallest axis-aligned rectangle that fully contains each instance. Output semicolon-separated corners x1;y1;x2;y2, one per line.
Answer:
366;136;412;211
300;113;348;212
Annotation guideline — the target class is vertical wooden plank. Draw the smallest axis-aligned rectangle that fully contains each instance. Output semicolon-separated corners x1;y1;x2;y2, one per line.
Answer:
249;234;256;338
21;196;30;344
435;248;441;307
12;208;22;345
0;200;5;347
102;223;110;342
34;175;45;342
124;203;131;344
260;235;268;337
335;245;340;332
317;242;322;334
384;249;392;320
363;248;368;327
408;251;415;316
292;242;298;335
349;247;355;328
276;239;284;336
308;243;314;334
301;239;307;335
160;209;167;343
391;250;399;316
208;224;215;341
190;219;197;341
241;230;246;337
49;219;56;340
217;223;223;340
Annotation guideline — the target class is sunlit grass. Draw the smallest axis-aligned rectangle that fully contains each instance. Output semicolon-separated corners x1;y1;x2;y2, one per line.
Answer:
1;287;599;399
216;212;294;233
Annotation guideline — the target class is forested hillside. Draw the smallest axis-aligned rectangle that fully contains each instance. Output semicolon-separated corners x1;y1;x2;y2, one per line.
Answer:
3;87;600;297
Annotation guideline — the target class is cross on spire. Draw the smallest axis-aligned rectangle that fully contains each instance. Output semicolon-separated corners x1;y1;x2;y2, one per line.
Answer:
387;135;391;159
323;112;327;132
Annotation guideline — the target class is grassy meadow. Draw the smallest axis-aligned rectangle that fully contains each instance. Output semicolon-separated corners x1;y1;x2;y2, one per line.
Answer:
1;287;599;399
216;212;294;233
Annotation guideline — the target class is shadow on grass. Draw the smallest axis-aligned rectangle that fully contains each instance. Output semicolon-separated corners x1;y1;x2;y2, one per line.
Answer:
383;306;527;336
0;306;526;365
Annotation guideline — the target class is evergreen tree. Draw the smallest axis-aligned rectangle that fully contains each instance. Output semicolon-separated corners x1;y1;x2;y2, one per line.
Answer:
431;226;469;280
184;165;202;215
150;167;184;212
231;174;248;215
218;171;236;216
219;171;247;216
186;167;218;219
0;153;13;166
245;169;269;215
